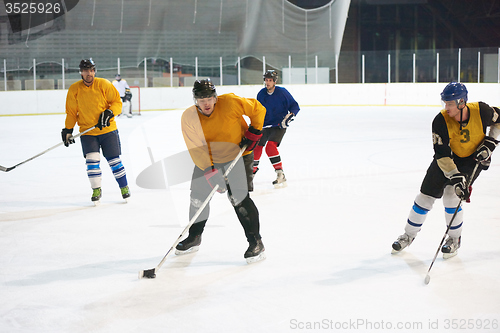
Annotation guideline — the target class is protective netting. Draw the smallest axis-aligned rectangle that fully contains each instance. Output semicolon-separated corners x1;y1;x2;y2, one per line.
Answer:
0;0;350;76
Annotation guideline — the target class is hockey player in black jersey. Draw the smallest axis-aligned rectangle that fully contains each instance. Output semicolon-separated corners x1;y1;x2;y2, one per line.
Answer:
392;82;500;258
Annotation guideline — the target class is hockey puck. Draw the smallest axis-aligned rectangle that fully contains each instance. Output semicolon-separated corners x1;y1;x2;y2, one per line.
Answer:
424;274;430;285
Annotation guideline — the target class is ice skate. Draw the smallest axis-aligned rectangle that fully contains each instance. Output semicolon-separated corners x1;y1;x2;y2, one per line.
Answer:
244;239;266;263
121;185;131;202
175;234;202;255
441;236;461;259
391;233;414;253
91;187;102;206
272;169;287;189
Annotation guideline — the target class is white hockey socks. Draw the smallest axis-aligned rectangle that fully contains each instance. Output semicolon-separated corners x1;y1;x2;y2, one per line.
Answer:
405;192;436;238
86;152;102;189
442;185;463;239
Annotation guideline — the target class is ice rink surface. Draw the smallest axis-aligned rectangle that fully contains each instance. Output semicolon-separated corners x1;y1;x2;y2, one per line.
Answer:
1;106;499;332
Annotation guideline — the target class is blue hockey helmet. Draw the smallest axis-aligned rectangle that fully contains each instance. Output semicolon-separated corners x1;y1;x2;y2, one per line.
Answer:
440;82;468;106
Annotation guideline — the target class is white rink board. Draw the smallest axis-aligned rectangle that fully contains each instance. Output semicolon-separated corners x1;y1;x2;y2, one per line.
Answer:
1;83;499;116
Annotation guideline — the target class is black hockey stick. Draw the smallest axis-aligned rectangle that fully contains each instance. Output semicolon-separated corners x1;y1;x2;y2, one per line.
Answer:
0;126;96;172
139;145;247;279
424;162;481;284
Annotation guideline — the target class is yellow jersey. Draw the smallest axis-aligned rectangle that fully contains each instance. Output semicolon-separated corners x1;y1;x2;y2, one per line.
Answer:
181;93;266;170
65;77;122;136
440;102;485;158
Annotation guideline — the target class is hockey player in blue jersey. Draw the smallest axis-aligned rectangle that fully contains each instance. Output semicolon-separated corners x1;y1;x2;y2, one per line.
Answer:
254;70;300;188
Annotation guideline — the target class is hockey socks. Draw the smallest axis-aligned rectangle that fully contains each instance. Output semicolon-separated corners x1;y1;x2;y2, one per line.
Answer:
252;141;283;172
107;156;128;188
266;141;282;170
253;145;263;173
442;186;463;239
405;192;435;237
86;152;102;189
234;195;261;243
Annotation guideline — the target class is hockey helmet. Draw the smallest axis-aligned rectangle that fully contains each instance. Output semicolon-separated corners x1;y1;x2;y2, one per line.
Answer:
115;74;121;80
263;70;278;82
441;82;467;106
79;58;96;71
193;79;217;99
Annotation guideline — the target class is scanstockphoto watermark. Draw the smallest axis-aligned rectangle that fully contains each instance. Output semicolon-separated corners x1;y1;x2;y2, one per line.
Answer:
290;319;424;331
289;318;499;330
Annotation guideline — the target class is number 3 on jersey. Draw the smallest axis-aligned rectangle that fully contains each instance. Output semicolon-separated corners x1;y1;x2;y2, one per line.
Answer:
460;129;470;143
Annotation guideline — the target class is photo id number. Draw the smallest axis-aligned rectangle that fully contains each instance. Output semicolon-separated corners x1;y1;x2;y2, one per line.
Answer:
5;2;61;14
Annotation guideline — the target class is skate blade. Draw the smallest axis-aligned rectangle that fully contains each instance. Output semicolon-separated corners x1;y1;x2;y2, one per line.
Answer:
273;182;287;189
246;251;266;264
442;250;458;259
93;200;101;207
175;246;200;256
391;248;402;254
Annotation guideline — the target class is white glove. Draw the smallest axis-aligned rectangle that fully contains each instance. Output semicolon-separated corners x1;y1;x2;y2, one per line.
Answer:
280;113;295;129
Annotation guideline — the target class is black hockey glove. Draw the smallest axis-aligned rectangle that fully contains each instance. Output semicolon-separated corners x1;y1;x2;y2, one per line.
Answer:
204;167;226;193
279;113;295;129
97;109;114;130
475;136;498;170
239;126;262;152
61;128;74;147
449;173;470;201
125;89;132;102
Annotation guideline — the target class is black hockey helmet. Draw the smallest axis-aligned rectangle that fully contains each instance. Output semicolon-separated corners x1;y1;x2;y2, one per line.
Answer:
79;58;96;71
263;70;278;82
193;79;217;99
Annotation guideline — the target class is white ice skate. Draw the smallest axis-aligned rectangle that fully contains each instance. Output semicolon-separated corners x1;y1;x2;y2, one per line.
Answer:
272;169;287;189
391;233;414;254
441;236;460;259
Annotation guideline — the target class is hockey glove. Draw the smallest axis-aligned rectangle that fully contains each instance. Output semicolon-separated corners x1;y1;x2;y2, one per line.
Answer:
239;126;262;152
125;89;132;102
475;136;498;170
204;167;227;193
97;109;114;130
279;113;295;129
449;173;470;201
61;128;74;147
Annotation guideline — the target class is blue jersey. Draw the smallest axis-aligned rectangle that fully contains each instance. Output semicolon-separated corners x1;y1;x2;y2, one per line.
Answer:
257;86;300;128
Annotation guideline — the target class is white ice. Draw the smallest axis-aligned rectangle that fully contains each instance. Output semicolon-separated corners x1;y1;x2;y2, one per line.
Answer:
1;106;499;332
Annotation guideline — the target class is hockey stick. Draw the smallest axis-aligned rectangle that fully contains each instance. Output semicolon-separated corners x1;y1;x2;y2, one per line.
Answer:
424;162;481;285
139;145;247;279
0;126;96;172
